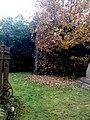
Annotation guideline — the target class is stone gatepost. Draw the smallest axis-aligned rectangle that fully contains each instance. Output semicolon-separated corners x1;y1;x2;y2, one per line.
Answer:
0;44;13;104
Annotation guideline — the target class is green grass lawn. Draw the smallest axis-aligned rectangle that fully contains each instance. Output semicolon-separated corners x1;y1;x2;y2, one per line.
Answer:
9;72;90;120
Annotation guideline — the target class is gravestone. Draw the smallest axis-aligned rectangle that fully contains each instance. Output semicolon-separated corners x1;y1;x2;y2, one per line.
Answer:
86;63;90;79
75;63;90;90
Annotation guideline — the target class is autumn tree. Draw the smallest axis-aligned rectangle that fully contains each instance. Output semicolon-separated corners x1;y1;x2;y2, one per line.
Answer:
33;0;90;77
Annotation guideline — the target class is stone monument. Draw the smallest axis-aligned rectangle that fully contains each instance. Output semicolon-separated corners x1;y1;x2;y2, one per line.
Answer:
75;63;90;90
86;63;90;79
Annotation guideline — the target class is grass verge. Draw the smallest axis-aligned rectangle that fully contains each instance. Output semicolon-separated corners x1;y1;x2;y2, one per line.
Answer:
8;72;90;120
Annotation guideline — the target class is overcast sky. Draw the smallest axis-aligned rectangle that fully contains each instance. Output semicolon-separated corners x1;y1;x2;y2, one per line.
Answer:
0;0;34;19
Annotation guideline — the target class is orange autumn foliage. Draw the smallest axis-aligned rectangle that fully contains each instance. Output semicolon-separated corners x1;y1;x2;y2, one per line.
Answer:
33;0;90;77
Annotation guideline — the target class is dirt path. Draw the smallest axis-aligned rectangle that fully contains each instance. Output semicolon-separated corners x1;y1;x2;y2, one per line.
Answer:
24;74;75;87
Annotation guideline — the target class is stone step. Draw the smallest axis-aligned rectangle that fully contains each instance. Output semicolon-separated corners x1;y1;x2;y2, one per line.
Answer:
75;78;90;90
75;63;90;90
80;77;90;85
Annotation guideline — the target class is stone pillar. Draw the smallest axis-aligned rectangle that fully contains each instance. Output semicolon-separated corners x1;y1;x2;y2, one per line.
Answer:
0;44;13;104
3;46;10;91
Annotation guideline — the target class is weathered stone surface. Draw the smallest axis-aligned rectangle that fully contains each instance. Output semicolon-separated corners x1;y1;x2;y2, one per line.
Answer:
86;63;90;79
75;80;83;87
81;77;90;84
75;79;90;90
82;83;90;90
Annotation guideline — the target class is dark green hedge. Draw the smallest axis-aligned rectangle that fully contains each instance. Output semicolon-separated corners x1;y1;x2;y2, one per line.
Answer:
10;38;35;72
0;16;35;72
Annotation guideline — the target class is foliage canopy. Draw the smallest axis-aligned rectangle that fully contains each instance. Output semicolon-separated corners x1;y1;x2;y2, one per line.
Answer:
33;0;90;77
0;15;35;72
